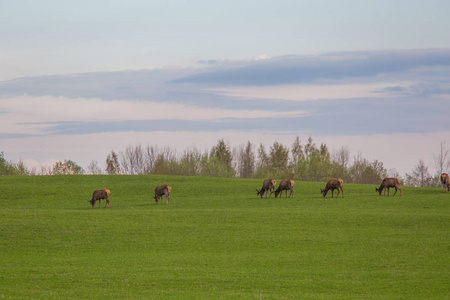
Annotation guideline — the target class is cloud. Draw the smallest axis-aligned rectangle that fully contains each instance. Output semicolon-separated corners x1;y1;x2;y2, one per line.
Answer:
1;95;446;139
253;54;270;61
0;48;448;140
374;82;450;98
0;95;307;136
0;68;219;103
173;49;450;86
2;49;449;105
212;83;392;101
375;85;410;96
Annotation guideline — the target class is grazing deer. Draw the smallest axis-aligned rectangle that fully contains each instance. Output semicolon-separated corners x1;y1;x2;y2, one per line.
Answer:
320;178;344;198
154;185;171;204
376;178;401;196
273;179;295;198
256;179;276;198
88;189;111;208
441;173;450;193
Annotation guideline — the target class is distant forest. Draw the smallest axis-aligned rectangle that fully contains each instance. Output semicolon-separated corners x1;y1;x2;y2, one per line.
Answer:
1;137;449;188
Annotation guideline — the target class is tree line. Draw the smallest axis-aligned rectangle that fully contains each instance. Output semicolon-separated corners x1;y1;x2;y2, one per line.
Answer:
1;138;449;187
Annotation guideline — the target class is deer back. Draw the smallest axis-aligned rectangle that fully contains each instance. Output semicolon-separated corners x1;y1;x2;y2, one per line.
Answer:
441;173;449;184
92;189;110;200
278;179;294;190
327;178;343;189
381;178;400;188
155;185;171;196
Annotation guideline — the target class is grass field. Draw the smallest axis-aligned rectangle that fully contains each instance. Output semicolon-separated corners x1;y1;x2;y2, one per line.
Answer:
0;175;449;299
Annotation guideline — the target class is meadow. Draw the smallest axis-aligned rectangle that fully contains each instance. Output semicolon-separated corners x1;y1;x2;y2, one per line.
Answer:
0;175;448;299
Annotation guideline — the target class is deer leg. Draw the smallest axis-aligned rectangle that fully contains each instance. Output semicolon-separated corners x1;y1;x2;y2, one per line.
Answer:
341;187;344;198
393;188;397;196
331;189;334;198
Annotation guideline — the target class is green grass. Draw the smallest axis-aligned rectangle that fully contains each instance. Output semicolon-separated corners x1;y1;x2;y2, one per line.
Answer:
0;175;449;299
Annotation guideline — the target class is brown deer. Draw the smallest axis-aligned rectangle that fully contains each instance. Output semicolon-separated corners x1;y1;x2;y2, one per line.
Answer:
256;179;276;198
273;179;295;198
88;189;110;208
320;178;344;198
376;178;401;196
441;173;450;192
154;185;171;204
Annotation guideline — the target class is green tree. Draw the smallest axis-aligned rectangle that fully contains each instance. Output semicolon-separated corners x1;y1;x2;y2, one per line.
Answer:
269;142;289;178
255;143;270;178
362;160;387;185
179;147;202;176
105;150;121;175
291;137;333;182
0;152;29;175
291;136;304;165
209;139;235;177
304;137;318;159
236;141;256;178
349;153;387;184
151;148;179;175
200;153;235;177
52;160;84;175
14;161;30;175
306;144;333;182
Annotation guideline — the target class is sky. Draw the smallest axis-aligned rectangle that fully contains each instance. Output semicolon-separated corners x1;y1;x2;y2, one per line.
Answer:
1;0;450;175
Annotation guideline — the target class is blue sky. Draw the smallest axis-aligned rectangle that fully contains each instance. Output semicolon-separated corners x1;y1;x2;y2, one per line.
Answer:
1;0;450;174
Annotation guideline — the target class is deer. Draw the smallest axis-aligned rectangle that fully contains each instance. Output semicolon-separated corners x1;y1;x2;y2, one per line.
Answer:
256;179;276;198
441;173;450;193
88;189;111;208
376;178;401;196
320;178;344;198
272;179;295;198
154;185;171;204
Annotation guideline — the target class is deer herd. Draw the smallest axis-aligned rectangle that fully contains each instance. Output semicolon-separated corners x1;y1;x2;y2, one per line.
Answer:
88;173;450;208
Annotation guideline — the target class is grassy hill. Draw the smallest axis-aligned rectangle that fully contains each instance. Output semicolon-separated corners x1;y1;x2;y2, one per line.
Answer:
0;175;448;299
